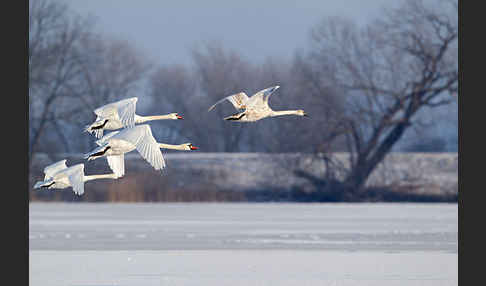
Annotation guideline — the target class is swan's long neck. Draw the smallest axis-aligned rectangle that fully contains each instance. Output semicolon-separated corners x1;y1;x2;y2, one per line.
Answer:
270;110;301;117
135;114;174;123
158;143;187;150
84;173;118;182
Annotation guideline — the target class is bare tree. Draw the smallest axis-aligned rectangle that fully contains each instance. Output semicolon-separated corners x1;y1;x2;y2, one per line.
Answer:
75;35;152;112
301;0;457;193
290;52;351;153
147;64;203;148
29;0;152;164
67;35;152;152
29;0;94;163
148;44;349;153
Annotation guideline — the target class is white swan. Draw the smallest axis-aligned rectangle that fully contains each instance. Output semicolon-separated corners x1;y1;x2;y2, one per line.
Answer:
84;124;197;177
208;85;307;122
95;131;198;151
84;97;184;138
89;130;199;176
90;129;198;177
33;160;119;195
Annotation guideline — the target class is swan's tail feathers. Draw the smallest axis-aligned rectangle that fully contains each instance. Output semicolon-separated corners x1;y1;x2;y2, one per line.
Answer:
83;124;92;133
93;129;104;138
84;127;104;139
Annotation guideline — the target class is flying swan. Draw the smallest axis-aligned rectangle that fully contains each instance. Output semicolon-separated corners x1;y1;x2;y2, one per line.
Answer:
84;97;184;138
95;130;198;151
208;85;307;122
33;160;119;196
84;124;198;177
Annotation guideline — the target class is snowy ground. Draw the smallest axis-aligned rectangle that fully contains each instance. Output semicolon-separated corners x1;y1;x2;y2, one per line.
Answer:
31;152;458;196
29;203;458;285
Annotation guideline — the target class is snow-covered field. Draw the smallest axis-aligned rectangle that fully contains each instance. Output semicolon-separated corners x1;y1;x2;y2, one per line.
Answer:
29;203;458;285
30;152;458;196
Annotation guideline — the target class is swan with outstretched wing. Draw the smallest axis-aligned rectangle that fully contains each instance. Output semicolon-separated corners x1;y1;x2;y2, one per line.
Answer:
85;124;199;177
91;129;198;177
85;97;184;138
34;162;119;196
208;86;307;122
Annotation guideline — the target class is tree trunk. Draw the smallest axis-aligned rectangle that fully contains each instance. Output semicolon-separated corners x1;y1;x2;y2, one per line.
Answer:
344;121;410;192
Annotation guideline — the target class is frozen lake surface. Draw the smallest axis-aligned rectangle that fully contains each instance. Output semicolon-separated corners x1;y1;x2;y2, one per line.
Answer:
29;203;458;285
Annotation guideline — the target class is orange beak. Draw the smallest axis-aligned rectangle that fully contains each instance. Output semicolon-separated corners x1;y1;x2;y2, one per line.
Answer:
176;114;184;120
190;145;198;150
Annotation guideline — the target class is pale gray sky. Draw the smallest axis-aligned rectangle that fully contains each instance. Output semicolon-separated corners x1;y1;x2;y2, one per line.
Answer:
62;0;395;65
59;0;456;151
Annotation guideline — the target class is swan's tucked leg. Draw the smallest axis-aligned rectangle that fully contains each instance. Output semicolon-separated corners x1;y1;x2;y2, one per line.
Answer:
34;180;55;189
84;145;111;161
85;119;108;131
224;112;246;121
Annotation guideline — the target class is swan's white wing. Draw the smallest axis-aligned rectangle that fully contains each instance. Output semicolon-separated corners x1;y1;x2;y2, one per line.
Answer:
106;154;125;178
117;99;137;128
208;92;249;111
64;164;85;195
94;97;138;128
117;125;166;171
246;86;279;109
93;97;137;117
43;159;68;180
94;105;118;119
95;130;120;146
262;86;279;102
250;86;274;101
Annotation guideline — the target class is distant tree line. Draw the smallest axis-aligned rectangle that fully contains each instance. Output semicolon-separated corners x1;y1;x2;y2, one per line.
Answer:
29;0;457;198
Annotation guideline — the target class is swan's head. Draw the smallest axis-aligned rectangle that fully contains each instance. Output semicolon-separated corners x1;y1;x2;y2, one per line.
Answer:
297;109;308;117
84;144;111;161
170;113;184;120
34;179;55;189
183;143;199;150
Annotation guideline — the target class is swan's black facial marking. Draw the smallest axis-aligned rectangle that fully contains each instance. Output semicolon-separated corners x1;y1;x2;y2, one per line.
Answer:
90;146;111;157
91;119;109;130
